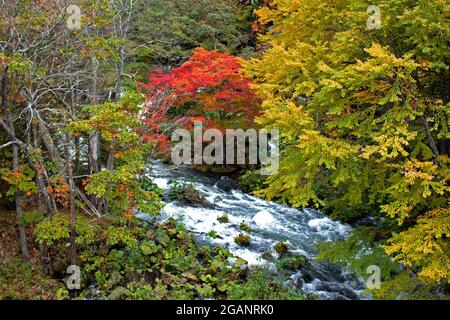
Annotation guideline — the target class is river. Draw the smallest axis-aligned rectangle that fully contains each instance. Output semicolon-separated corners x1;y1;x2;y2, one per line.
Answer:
137;161;366;300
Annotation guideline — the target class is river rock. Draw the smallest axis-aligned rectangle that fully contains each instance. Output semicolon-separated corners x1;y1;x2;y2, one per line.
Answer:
183;185;211;207
215;176;237;192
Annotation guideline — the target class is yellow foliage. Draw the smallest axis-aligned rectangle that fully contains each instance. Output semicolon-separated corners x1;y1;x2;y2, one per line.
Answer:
385;208;450;284
246;0;450;292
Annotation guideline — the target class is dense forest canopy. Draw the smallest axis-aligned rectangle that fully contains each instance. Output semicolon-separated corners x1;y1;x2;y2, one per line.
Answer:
0;0;448;301
246;0;449;297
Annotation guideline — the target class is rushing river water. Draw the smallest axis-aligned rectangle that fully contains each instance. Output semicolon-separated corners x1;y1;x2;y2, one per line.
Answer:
137;161;366;300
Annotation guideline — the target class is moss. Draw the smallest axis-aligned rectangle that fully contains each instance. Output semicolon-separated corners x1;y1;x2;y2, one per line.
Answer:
274;241;289;258
184;185;209;205
278;254;310;270
234;234;251;246
167;180;209;206
239;222;252;232
217;214;229;223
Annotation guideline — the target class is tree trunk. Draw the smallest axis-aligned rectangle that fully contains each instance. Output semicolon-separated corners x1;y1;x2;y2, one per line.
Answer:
106;148;115;171
1;66;29;261
32;121;49;273
421;115;440;160
64;135;77;266
88;131;100;174
89;57;100;176
74;135;81;176
12;144;30;261
115;46;125;100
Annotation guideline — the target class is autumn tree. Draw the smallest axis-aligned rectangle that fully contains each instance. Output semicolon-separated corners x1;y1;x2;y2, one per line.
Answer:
0;0;71;260
246;0;449;297
67;91;163;220
141;47;260;131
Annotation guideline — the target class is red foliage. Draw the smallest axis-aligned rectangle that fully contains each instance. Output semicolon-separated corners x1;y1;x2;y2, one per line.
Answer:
139;96;171;156
139;47;260;132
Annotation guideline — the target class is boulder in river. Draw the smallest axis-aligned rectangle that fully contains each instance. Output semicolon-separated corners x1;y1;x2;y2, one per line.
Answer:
274;241;290;258
184;185;209;205
234;234;251;246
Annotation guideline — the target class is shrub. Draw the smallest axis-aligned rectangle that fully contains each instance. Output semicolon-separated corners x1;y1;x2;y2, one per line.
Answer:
227;268;303;300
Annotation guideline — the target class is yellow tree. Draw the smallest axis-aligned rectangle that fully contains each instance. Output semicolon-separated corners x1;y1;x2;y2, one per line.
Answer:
246;0;449;297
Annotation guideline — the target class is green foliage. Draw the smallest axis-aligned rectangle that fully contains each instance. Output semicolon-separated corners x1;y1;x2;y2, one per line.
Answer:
167;179;208;205
68;92;164;219
34;214;71;245
239;221;252;232
227;268;303;300
385;208;450;284
239;170;267;193
140;176;163;196
167;179;188;201
317;224;450;298
35;214;273;300
277;254;310;271
20;210;45;227
126;282;157;300
106;226;139;248
133;0;255;71
207;230;218;239
369;271;447;300
140;240;159;256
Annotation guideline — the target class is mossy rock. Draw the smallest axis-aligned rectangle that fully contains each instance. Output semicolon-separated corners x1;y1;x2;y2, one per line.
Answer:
261;251;274;261
239;221;252;232
234;234;251;246
217;214;229;223
274;241;289;258
184;185;209;205
194;164;238;174
278;254;310;271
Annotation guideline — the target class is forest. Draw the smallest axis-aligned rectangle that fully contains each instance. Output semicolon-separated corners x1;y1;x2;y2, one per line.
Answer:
0;0;448;301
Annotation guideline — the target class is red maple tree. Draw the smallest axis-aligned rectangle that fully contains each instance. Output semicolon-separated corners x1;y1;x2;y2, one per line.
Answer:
139;47;260;133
